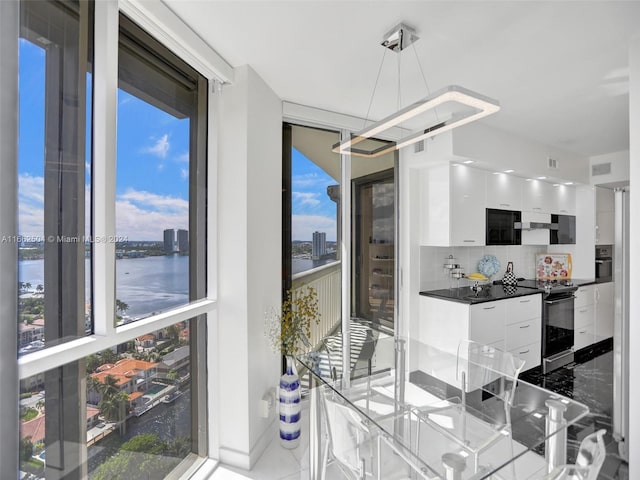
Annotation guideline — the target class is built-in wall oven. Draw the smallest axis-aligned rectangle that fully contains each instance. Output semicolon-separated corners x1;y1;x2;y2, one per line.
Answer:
542;288;577;374
595;245;613;283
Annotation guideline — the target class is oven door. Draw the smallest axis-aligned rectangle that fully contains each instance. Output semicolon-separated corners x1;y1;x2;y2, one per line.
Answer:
543;293;575;358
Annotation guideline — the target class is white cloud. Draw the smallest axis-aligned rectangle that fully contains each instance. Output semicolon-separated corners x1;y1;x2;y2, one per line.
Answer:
292;191;321;207
292;214;336;242
18;173;45;236
180;168;189;180
144;134;170;159
116;189;188;240
292;173;327;189
176;152;189;163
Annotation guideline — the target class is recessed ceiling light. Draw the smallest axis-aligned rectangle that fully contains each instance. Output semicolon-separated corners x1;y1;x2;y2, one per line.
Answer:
452;163;461;167
564;182;574;185
553;184;560;187
492;172;501;175
504;169;514;173
463;160;474;164
537;176;547;180
526;178;533;182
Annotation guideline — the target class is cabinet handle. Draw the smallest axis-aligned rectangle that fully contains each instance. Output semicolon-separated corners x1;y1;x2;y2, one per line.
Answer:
483;306;496;310
500;203;510;207
560;210;568;213
519;349;530;354
463;240;475;243
519;299;530;303
579;309;588;313
519;324;530;329
533;207;542;210
579;330;587;334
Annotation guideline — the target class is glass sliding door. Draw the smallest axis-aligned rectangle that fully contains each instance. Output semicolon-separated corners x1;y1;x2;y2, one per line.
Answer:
353;169;395;331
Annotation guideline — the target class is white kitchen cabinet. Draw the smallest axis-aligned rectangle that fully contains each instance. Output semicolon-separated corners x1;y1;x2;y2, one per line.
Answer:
521;211;551;246
470;301;506;347
420;164;486;246
595;187;615;245
574;284;596;350
522;179;554;213
595;282;614;340
486;173;523;211
555;185;576;215
419;293;542;370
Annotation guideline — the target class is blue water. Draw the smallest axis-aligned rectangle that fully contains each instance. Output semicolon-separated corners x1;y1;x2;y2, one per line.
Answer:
19;255;189;318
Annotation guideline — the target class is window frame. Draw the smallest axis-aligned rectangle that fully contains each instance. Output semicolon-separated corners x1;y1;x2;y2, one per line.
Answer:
15;0;226;475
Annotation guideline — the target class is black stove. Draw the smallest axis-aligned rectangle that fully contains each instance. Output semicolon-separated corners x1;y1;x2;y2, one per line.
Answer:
517;279;578;295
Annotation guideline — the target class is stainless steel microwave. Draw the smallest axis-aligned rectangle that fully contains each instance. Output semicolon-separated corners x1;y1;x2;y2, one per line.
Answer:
486;208;522;245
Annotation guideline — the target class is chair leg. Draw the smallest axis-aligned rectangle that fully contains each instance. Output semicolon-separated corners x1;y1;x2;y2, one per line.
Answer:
321;437;329;480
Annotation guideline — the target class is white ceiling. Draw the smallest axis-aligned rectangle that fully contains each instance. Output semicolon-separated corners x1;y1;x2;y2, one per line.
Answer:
166;0;640;158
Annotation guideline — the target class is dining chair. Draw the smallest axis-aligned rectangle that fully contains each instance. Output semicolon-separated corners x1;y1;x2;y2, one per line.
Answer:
542;429;607;480
376;433;438;479
415;340;526;474
320;384;376;480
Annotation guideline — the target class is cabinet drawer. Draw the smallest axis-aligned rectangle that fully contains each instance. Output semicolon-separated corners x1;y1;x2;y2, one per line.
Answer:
574;286;595;309
509;341;541;370
470;301;505;345
504;294;541;324
574;324;595;350
506;318;541;350
575;305;595;328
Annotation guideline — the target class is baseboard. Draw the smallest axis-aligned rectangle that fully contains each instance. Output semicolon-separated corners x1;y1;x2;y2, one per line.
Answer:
218;419;277;470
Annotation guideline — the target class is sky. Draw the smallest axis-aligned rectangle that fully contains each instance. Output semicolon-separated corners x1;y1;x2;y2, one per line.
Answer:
291;148;338;242
18;37;336;244
18;38;189;242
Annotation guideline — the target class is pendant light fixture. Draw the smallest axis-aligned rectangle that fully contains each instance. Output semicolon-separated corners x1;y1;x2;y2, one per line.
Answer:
334;23;500;158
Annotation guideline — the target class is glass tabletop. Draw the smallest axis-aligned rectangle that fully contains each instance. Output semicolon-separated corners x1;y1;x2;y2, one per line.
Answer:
297;335;589;480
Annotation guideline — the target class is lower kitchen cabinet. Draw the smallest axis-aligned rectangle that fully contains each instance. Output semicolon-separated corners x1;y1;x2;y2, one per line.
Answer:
595;282;614;339
573;282;613;351
419;294;542;370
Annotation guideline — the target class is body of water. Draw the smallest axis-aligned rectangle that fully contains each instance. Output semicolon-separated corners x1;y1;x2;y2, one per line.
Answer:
292;256;337;275
19;255;189;318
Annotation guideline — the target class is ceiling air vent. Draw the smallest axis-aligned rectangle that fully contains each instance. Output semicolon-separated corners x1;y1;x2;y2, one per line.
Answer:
592;163;612;176
547;157;559;169
414;140;424;153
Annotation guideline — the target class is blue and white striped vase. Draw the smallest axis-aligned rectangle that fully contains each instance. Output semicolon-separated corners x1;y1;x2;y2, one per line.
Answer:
279;356;301;448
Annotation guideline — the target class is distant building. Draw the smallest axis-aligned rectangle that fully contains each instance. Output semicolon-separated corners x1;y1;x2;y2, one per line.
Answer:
177;229;189;254
312;231;326;260
163;228;175;253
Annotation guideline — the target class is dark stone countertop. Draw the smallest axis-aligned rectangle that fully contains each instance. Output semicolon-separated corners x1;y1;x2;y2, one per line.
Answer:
419;278;599;305
419;284;542;305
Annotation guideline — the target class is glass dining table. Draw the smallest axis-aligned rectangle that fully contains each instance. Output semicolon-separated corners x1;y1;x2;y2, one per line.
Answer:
296;335;589;480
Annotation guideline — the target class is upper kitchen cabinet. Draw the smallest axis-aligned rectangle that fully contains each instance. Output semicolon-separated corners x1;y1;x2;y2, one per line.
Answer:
596;186;615;245
420;164;486;246
486;173;523;211
522;179;555;213
555;185;576;215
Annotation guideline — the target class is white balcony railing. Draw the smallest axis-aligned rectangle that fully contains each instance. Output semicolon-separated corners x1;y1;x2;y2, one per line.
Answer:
292;260;341;351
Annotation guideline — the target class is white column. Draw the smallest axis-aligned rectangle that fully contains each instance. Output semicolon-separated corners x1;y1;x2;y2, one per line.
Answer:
627;33;640;476
216;65;282;468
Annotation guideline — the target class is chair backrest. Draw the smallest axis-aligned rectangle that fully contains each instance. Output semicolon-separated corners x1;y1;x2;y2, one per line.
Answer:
575;429;607;480
322;386;371;478
456;340;525;407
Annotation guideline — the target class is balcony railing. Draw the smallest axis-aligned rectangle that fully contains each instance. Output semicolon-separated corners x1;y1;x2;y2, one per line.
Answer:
292;260;341;351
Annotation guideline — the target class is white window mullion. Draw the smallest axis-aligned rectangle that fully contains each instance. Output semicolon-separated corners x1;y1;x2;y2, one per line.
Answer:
92;0;119;337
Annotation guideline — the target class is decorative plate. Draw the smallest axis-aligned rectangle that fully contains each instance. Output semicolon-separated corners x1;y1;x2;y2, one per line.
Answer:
477;255;501;278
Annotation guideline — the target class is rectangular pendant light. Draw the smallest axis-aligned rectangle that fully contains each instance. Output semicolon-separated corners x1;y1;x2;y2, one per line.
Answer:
333;85;500;158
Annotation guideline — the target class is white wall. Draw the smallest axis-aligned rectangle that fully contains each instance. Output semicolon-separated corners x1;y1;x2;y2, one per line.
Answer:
217;65;282;469
627;33;639;476
590;150;630;186
452;122;589;183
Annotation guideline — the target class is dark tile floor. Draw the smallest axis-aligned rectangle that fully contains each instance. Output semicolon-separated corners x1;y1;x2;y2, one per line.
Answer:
521;342;628;479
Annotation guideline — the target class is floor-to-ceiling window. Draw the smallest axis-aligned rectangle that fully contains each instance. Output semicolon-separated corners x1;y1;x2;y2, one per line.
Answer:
15;2;211;478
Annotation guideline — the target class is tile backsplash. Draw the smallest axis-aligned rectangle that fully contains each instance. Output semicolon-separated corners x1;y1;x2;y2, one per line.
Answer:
420;245;548;292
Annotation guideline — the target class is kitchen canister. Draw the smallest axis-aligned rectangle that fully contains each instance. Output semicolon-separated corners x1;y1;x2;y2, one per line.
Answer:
279;356;301;448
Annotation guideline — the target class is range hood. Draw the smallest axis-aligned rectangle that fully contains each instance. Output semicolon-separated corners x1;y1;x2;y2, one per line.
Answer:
515;221;558;230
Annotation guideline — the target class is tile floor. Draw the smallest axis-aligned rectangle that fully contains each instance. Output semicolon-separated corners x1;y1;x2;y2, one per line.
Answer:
210;343;628;479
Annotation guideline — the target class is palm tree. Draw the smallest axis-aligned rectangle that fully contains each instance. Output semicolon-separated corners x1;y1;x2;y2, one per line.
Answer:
35;284;44;295
24;282;32;292
98;374;120;399
115;299;129;316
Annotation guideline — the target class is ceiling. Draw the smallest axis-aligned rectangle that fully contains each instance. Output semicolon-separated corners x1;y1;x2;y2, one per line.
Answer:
165;1;640;159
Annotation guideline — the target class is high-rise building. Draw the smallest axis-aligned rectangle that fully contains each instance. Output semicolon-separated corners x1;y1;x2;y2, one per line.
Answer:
312;231;326;260
163;228;175;253
177;229;189;254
